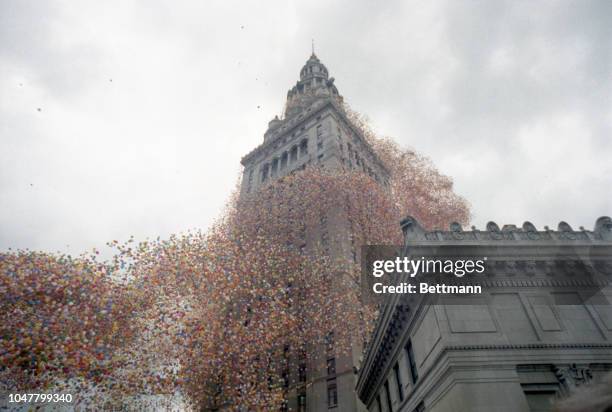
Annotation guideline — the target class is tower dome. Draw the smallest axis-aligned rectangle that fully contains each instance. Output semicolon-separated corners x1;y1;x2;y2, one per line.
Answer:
299;53;329;81
284;52;342;119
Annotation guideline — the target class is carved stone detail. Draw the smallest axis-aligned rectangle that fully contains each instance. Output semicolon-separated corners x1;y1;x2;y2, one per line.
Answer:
554;364;593;397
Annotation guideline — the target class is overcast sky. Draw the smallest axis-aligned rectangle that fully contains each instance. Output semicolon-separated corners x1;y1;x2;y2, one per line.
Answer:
1;0;610;255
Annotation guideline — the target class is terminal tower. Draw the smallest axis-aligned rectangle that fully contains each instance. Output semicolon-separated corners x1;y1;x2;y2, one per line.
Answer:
240;52;389;411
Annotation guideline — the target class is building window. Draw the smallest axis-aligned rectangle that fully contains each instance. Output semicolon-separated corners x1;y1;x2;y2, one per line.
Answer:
318;141;323;151
384;380;393;412
406;340;418;384
298;393;306;412
268;374;274;389
298;362;307;382
321;232;329;250
271;158;279;175
247;169;254;192
325;331;334;353
300;138;308;156
413;401;425;412
290;145;298;162
327;358;336;376
280;152;288;169
316;124;323;138
327;379;338;408
318;153;324;162
262;164;269;182
523;389;557;412
394;363;404;401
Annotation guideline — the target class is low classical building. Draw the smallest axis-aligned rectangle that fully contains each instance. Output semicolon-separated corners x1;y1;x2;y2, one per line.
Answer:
356;217;612;412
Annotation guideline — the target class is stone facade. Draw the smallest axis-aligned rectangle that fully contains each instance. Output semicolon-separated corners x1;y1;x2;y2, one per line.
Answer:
356;217;612;412
240;53;389;411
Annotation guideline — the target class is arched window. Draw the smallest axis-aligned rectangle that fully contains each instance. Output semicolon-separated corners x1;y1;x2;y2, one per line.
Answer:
271;158;279;176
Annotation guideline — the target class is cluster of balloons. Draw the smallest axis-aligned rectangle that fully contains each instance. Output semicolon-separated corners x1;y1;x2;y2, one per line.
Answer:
1;115;469;410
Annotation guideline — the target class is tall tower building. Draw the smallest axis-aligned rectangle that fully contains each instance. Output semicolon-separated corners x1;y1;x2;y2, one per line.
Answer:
240;52;389;411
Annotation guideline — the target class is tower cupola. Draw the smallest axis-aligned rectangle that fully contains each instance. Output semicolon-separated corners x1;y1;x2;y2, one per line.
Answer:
299;53;329;81
284;52;342;119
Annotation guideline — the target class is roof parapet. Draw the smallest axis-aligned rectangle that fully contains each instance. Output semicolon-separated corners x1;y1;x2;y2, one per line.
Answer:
400;216;612;243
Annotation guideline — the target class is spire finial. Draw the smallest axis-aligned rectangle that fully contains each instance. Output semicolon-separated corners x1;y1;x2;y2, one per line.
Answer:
311;39;315;55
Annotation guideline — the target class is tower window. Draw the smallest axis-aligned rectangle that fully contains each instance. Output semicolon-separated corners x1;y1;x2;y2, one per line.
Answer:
290;146;298;162
271;158;279;175
327;358;336;376
327;379;338;408
281;152;288;169
298;393;306;412
247;169;254;192
300;139;308;156
325;331;334;353
262;164;269;182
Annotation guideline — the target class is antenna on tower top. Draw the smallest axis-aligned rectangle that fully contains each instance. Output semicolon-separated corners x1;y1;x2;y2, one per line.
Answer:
312;39;315;55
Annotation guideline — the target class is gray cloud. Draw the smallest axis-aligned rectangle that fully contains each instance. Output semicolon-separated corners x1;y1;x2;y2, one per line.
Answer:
1;0;610;256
